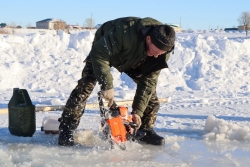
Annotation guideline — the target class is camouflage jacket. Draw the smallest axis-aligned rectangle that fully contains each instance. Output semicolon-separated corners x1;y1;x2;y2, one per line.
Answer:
89;17;171;117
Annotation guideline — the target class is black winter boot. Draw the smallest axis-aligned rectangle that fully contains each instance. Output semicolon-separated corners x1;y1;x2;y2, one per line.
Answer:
58;129;74;146
58;117;75;146
138;129;165;146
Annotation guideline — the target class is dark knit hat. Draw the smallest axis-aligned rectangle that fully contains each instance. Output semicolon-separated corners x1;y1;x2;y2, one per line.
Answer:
149;25;175;52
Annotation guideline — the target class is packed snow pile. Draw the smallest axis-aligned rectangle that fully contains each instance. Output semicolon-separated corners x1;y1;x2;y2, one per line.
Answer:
204;115;250;141
0;30;250;105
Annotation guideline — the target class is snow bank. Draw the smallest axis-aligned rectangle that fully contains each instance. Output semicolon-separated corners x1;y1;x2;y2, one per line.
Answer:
204;115;250;141
1;30;250;104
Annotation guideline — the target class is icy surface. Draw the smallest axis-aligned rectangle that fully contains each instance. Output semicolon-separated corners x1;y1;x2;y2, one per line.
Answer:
0;29;250;166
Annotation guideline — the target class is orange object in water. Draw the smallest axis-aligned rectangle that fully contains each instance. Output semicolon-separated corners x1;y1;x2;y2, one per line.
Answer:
119;106;128;117
106;117;127;143
118;106;132;122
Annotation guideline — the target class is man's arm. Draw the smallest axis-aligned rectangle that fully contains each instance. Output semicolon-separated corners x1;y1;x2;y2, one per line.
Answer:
90;26;124;90
132;70;161;117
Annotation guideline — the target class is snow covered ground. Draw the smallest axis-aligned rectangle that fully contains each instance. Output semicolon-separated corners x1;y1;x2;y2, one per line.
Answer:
0;28;250;166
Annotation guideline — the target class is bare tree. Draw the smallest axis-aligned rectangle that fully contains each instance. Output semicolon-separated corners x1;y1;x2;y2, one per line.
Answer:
26;23;32;28
238;11;250;36
9;22;16;28
83;14;95;29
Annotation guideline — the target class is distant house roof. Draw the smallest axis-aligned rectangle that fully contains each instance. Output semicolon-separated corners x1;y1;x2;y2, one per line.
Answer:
166;24;182;32
67;25;81;29
167;24;181;28
224;28;238;31
95;24;102;29
36;18;65;23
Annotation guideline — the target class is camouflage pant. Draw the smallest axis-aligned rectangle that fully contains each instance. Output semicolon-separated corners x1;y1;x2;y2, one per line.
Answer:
59;56;160;130
140;91;160;130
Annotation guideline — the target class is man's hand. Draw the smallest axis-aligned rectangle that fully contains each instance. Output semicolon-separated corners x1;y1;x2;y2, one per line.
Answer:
101;89;114;107
132;113;142;131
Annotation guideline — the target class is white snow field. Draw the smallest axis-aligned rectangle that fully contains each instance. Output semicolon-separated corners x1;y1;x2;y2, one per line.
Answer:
0;28;250;166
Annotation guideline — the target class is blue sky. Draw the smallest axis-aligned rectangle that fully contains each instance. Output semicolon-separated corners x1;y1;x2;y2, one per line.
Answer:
1;0;250;30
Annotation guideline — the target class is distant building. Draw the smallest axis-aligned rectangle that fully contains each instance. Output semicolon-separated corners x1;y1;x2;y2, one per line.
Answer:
168;24;182;32
95;24;102;29
27;27;36;29
36;18;66;30
238;25;250;30
224;28;238;31
67;25;82;30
